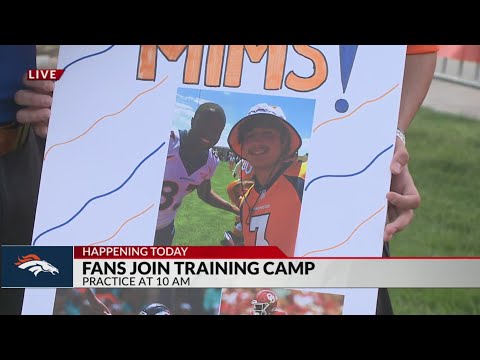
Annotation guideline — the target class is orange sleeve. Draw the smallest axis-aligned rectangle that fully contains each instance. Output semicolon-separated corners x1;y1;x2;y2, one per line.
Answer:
407;45;439;55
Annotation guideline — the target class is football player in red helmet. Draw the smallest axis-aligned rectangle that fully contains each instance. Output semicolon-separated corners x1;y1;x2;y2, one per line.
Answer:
251;290;287;315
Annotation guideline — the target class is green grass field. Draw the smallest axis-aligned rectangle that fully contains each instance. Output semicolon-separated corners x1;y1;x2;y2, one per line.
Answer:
173;161;236;246
172;107;480;314
389;108;480;314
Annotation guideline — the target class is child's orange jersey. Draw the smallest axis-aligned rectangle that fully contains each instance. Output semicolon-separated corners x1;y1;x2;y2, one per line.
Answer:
240;161;307;257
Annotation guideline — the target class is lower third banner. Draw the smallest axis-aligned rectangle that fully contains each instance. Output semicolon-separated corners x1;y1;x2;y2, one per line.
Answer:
2;246;480;288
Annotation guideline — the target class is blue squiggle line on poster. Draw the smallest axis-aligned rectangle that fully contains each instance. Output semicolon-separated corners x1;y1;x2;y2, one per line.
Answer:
305;144;393;191
63;45;115;72
33;141;165;245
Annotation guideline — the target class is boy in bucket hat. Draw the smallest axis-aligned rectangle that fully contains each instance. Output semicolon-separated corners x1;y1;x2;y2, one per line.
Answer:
228;103;306;257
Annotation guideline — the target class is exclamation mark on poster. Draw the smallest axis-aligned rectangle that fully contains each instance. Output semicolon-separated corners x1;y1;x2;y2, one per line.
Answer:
335;45;358;113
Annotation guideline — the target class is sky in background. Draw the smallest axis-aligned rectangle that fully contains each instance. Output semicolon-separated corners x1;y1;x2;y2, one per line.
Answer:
173;88;316;156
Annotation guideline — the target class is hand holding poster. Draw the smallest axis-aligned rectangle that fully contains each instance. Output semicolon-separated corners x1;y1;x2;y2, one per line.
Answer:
21;45;407;314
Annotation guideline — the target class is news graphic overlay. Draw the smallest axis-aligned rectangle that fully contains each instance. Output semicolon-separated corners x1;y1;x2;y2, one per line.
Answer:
27;69;64;81
2;246;73;288
74;246;308;288
70;246;480;289
5;244;480;315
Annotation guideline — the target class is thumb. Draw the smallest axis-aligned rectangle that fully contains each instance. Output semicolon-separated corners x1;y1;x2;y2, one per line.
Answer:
391;141;409;175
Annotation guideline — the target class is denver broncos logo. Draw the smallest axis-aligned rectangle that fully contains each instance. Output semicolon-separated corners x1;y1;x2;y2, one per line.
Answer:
14;254;59;277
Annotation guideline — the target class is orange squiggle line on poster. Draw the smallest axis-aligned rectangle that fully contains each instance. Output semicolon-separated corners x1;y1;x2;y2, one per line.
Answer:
88;203;155;246
313;84;399;132
44;76;168;160
302;205;385;257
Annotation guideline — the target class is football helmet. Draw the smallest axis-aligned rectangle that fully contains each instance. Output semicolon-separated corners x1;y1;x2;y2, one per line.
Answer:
251;290;278;315
138;303;172;315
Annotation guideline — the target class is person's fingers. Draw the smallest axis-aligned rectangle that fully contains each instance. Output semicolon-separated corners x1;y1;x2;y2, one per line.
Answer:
384;209;414;241
383;229;393;242
386;191;421;210
16;107;51;125
22;74;55;94
14;90;52;108
32;123;49;138
390;141;409;175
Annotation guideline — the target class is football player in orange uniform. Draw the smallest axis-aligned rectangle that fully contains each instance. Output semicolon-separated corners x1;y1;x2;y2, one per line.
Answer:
228;103;305;257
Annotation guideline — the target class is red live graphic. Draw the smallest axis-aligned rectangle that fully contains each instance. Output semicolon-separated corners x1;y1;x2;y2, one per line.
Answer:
27;69;65;81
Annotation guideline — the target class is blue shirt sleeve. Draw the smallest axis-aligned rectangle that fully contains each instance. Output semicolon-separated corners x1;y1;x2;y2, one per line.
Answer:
0;45;36;125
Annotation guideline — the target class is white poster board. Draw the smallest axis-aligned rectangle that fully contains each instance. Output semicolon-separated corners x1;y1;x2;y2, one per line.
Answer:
23;45;406;315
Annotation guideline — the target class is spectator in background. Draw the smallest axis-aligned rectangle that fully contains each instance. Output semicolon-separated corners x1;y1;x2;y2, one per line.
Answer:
0;45;55;315
385;45;438;243
378;45;438;314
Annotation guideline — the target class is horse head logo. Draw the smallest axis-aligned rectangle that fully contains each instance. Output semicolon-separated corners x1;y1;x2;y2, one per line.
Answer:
14;254;59;277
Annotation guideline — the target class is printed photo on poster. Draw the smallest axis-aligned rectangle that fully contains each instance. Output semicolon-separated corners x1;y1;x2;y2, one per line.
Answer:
54;288;222;315
219;288;344;315
155;87;315;254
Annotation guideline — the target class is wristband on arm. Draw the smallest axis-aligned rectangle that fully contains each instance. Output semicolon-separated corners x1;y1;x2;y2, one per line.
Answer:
396;128;406;146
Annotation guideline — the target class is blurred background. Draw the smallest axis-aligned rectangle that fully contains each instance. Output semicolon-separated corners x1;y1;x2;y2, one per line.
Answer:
389;45;480;314
39;45;480;315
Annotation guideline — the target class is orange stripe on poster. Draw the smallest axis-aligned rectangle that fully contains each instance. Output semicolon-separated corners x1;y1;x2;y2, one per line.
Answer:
438;45;480;63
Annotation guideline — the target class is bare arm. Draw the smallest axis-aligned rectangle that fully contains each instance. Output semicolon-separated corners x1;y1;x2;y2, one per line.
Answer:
197;179;239;214
384;50;437;241
391;51;437;175
398;52;437;132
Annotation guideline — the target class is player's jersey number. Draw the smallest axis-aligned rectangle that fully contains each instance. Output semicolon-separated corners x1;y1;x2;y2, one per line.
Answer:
249;214;270;246
159;180;179;211
159;181;199;211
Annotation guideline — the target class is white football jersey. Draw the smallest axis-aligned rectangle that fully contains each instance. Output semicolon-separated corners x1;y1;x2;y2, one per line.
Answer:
156;129;219;229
